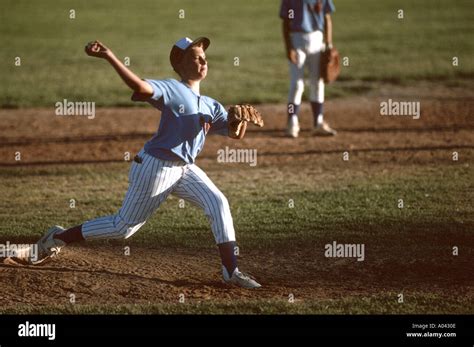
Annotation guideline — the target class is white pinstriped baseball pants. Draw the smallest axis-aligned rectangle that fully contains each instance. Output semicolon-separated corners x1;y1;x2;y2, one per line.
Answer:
82;149;235;244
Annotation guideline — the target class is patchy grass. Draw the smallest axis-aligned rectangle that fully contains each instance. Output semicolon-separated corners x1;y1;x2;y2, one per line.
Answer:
0;162;472;314
1;0;473;107
0;162;472;249
2;293;472;314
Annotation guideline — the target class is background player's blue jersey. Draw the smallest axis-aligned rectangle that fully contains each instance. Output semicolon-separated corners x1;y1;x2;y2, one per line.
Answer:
140;78;229;164
280;0;335;33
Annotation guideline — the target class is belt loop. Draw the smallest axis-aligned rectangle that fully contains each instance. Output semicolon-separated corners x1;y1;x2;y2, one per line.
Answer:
134;155;142;164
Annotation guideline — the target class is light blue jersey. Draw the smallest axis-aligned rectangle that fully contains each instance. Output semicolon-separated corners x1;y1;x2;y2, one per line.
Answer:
138;78;229;164
280;0;335;33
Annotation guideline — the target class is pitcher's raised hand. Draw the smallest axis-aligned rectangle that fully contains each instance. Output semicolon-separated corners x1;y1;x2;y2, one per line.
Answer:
85;40;112;59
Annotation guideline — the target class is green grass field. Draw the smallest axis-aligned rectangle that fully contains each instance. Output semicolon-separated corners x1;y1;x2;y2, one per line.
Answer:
1;295;471;315
1;163;471;249
0;162;472;314
1;162;472;260
1;0;473;107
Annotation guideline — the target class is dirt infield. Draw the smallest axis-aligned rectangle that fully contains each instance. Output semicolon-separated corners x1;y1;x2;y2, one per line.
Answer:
0;82;473;313
1;82;473;168
1;240;470;312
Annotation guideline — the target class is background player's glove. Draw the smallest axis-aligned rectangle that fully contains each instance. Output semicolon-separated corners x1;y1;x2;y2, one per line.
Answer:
320;46;341;83
228;104;264;137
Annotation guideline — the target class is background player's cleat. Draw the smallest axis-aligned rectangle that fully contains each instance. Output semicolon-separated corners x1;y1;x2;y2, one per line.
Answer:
29;225;66;265
223;266;262;289
286;115;300;138
313;121;337;136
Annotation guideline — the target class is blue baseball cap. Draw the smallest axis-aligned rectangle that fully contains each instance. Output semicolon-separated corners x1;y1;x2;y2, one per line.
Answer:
170;37;210;72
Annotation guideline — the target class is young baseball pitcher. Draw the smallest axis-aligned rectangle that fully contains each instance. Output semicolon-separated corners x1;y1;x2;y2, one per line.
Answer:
14;36;264;289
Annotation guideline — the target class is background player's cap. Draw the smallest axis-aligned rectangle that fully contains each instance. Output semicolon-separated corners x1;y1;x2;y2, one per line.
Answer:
170;36;210;73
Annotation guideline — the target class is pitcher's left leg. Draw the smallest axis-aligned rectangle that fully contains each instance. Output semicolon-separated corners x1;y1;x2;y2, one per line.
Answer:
173;165;235;244
172;164;261;289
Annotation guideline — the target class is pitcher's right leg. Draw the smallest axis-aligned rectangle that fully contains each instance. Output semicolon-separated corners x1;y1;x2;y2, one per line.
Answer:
24;151;182;265
82;152;181;240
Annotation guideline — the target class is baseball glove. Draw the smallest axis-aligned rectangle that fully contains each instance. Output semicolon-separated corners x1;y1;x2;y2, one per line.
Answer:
228;104;264;137
320;47;341;83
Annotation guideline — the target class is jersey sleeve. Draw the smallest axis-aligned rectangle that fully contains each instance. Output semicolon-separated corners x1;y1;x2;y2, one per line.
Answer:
279;0;291;19
325;0;336;14
208;102;229;136
143;79;171;104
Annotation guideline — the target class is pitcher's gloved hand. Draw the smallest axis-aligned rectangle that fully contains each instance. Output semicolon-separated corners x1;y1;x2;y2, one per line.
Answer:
227;104;264;137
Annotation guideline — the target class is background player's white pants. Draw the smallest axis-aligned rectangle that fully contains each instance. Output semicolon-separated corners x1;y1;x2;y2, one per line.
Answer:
288;30;325;105
82;149;235;244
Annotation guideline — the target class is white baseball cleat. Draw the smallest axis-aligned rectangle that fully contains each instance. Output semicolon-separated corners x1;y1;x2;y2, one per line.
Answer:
286;115;300;138
313;121;337;136
223;266;261;289
16;225;66;265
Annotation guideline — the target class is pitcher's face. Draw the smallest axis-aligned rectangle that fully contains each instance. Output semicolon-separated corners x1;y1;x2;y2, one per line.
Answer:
179;45;208;81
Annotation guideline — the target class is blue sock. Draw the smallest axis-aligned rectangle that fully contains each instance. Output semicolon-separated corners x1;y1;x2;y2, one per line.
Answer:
287;103;300;119
311;102;324;126
218;241;238;277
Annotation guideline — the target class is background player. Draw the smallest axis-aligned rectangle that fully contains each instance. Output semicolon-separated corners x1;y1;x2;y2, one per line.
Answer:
280;0;337;138
16;37;261;289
